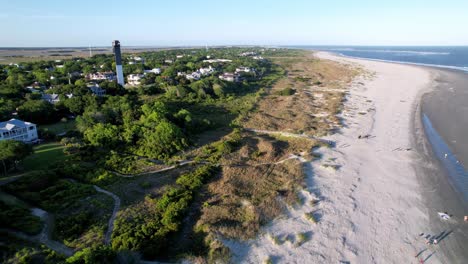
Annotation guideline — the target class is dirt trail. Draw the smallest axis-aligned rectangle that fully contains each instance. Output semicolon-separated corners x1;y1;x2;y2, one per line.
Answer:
93;186;120;245
3;207;74;257
111;160;196;177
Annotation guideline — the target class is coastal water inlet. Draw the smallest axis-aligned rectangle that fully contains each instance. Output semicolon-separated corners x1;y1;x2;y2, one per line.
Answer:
422;114;468;202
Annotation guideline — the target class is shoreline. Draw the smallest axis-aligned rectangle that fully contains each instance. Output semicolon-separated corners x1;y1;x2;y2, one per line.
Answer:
328;51;468;73
226;51;466;263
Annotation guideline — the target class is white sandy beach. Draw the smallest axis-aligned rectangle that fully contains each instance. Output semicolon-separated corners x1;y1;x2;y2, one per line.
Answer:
224;53;443;263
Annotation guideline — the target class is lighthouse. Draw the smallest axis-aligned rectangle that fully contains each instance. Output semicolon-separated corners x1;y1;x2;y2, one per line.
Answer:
112;40;124;86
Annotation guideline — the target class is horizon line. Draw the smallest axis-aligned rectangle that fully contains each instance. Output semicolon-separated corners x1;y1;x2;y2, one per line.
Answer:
1;44;468;49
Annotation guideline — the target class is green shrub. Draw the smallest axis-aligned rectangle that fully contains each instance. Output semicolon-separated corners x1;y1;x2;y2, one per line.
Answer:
274;87;296;96
0;201;42;235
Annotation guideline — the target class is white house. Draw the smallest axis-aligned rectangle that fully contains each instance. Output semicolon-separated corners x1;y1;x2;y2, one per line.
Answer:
240;51;257;57
235;67;252;73
86;72;116;81
219;73;240;82
127;74;145;86
186;72;201;80
203;59;232;63
144;68;161;75
199;66;214;75
0;119;38;143
178;71;203;80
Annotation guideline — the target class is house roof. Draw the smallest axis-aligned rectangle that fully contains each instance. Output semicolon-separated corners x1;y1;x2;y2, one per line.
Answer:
0;119;35;132
42;93;59;101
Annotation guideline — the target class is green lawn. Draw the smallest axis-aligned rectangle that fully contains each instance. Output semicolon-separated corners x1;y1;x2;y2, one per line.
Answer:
40;119;76;135
22;142;66;171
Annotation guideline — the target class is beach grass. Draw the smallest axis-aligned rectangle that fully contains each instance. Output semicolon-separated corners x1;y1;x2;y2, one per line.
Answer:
305;212;318;224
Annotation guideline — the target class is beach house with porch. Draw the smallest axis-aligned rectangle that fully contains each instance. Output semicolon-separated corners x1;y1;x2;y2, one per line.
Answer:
0;119;38;143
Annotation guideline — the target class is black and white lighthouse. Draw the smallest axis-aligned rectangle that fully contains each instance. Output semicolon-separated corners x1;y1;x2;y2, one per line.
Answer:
112;40;124;86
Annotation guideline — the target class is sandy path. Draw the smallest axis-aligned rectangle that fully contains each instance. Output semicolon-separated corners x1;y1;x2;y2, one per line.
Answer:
225;52;440;263
93;186;121;245
2;207;74;257
111;160;196;178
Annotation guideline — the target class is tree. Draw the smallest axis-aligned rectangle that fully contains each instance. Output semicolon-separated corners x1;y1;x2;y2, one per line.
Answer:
0;140;32;175
64;97;85;115
17;100;57;124
137;120;187;159
99;81;125;96
84;123;119;148
0;98;16;121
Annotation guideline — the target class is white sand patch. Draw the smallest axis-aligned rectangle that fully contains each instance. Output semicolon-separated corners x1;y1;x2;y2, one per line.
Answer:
225;52;435;263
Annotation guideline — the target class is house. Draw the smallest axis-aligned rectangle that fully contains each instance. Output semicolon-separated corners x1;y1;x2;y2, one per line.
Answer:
25;86;41;93
253;56;264;60
186;72;201;80
164;59;173;64
240;51;257;57
176;55;185;58
42;93;60;104
178;71;201;80
235;67;252;73
0;119;38;143
87;83;106;96
127;74;144;86
203;59;232;63
199;66;214;75
28;82;46;90
219;73;240;82
144;68;161;75
86;72;116;81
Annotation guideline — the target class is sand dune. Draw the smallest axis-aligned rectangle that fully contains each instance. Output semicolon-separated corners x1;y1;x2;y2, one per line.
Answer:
224;52;450;263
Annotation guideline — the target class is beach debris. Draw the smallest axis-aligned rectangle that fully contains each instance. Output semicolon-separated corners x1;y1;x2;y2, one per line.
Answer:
358;134;373;139
464;215;467;222
444;153;448;158
438;212;451;220
392;147;412;152
415;248;427;258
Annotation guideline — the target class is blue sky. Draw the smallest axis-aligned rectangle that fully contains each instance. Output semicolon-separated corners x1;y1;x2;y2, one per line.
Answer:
1;0;468;47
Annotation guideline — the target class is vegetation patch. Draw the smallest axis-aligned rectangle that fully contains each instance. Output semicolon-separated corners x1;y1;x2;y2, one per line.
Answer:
0;200;42;235
21;142;66;171
273;87;296;96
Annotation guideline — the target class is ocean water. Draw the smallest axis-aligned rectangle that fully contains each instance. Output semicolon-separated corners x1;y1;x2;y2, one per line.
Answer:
290;46;468;72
